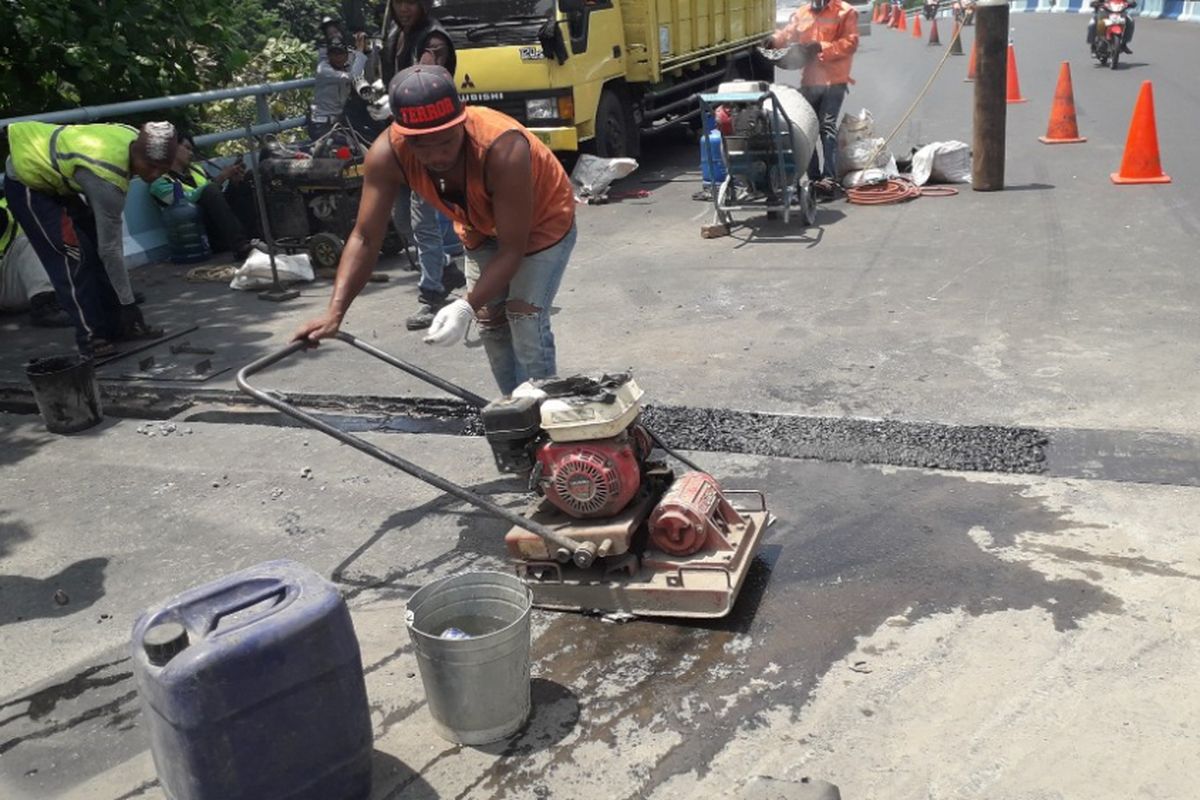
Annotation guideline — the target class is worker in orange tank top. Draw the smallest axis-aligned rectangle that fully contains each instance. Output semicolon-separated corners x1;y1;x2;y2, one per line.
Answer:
293;66;578;394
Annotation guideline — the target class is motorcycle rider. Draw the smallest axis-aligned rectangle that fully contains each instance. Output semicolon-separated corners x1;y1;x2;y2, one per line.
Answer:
1087;0;1135;55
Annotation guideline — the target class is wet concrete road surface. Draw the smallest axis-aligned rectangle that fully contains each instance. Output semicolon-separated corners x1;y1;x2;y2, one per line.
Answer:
2;416;1198;799
3;11;1200;800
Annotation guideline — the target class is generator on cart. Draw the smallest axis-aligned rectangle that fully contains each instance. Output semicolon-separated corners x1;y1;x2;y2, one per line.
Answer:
700;80;820;227
238;339;769;619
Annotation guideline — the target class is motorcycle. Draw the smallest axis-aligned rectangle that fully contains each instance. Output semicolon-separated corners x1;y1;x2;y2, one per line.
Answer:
952;0;975;25
923;0;939;20
1090;0;1135;70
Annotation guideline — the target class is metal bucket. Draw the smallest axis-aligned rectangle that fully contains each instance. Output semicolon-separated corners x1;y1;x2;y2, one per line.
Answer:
406;571;532;745
25;354;103;434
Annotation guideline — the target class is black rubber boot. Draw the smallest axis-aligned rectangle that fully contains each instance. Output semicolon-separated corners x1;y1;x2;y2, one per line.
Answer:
117;303;164;340
28;292;73;328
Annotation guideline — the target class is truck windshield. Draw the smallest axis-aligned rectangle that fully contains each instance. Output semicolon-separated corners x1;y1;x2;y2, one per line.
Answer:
438;0;555;47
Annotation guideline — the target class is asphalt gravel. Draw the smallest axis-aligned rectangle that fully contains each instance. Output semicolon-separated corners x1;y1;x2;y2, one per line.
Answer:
641;405;1049;474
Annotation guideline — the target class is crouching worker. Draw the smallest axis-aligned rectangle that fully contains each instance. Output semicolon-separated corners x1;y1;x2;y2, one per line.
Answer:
293;65;577;394
3;121;177;355
0;192;71;327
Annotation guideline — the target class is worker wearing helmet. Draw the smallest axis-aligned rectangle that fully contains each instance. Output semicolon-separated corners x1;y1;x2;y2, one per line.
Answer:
3;121;178;354
769;0;860;199
293;66;577;395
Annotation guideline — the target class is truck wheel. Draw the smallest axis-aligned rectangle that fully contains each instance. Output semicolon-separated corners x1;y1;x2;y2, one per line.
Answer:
592;88;638;159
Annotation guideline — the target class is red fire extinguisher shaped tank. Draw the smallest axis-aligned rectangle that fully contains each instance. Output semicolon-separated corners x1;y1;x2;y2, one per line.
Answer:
649;471;744;556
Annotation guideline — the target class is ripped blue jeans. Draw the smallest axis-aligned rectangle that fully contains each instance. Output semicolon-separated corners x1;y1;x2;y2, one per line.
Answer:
465;224;576;394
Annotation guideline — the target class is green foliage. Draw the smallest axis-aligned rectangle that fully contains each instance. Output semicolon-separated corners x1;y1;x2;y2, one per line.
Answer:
0;0;254;119
0;0;392;160
200;35;316;154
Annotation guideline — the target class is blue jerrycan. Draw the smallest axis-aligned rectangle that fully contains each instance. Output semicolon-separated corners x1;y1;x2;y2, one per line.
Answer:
131;560;372;800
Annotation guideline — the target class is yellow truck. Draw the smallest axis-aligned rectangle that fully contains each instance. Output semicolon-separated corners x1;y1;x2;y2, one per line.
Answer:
439;0;777;157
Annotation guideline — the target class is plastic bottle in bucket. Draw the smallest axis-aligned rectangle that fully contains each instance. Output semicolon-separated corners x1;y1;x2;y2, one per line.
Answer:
25;354;103;434
407;571;533;745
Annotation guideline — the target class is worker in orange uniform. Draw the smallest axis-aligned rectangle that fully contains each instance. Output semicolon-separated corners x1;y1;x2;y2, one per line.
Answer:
769;0;860;199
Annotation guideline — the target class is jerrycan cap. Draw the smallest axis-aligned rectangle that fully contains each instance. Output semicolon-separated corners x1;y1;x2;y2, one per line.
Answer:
144;621;190;666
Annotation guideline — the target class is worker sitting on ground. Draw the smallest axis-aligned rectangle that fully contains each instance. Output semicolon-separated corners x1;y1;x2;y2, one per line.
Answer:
149;133;262;263
293;65;577;395
310;37;367;142
3;120;177;355
769;0;860;199
0;192;71;327
382;0;465;332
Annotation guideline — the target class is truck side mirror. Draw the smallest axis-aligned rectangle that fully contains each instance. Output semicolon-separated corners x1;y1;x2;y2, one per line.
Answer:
539;19;570;65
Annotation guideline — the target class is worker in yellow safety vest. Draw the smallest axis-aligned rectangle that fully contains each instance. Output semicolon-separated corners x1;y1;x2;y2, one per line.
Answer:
0;193;72;326
3;120;178;355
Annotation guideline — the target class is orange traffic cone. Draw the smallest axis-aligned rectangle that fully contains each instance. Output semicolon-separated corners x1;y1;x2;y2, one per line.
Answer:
1111;81;1171;184
913;14;923;38
1039;62;1086;144
1006;43;1027;103
899;10;908;32
950;22;964;55
929;17;941;45
964;38;977;80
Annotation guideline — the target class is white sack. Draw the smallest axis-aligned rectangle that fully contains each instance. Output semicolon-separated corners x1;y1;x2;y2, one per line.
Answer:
229;250;314;291
911;140;972;186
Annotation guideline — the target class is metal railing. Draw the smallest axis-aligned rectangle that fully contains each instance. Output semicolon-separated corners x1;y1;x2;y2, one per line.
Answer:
0;78;316;148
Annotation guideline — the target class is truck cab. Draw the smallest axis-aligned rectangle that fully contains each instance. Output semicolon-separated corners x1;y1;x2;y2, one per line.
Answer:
441;0;775;157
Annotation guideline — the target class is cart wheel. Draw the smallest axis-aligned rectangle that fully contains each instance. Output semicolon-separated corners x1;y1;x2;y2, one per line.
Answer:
307;232;344;271
716;178;735;228
798;182;817;227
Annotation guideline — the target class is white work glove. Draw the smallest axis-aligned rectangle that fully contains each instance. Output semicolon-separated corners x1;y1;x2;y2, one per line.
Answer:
424;298;474;346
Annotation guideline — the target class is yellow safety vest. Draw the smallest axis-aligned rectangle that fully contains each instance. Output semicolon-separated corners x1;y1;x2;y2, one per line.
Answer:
8;121;138;196
0;197;16;256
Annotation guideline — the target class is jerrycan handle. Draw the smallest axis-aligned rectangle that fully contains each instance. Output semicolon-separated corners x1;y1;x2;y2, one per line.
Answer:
201;580;294;636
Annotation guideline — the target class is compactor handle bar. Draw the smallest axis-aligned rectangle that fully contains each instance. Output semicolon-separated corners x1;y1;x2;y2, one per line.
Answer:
235;332;594;567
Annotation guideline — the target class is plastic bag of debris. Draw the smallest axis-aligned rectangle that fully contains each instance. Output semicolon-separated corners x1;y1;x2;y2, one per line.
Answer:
841;155;900;189
229;249;314;291
840;137;893;175
570;154;638;203
910;140;972;185
837;108;876;153
837;109;893;178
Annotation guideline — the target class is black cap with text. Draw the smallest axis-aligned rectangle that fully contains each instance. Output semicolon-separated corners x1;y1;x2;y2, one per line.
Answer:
388;65;467;136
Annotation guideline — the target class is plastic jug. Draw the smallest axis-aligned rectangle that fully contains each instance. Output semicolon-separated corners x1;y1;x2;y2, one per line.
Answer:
131;560;372;800
162;182;211;264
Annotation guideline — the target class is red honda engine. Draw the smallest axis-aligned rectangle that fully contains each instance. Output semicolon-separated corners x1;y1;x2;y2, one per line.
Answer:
536;426;651;518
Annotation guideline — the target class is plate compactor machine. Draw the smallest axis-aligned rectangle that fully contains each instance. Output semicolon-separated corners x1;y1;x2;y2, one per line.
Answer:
238;333;768;618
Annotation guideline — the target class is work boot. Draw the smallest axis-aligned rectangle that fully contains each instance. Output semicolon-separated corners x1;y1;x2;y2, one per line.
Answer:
1122;43;1132;55
405;291;449;331
81;337;118;358
443;258;467;293
117;303;164;340
28;292;73;328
